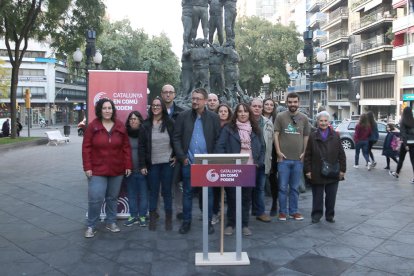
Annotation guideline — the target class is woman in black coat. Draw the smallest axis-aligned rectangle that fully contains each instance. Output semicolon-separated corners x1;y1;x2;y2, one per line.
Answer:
304;111;346;223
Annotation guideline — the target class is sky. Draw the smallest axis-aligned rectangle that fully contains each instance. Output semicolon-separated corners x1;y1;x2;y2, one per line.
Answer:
104;0;183;58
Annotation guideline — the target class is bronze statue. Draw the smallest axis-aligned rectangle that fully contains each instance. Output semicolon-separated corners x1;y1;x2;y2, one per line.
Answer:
180;52;193;97
209;44;224;94
184;38;210;91
191;0;209;43
221;0;237;44
208;0;224;45
182;0;193;52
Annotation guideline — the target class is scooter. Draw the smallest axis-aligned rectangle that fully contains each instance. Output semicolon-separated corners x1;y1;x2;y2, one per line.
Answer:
77;118;86;136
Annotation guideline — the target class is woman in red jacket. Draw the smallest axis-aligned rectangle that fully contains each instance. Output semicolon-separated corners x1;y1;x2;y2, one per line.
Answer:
353;113;372;170
82;98;132;238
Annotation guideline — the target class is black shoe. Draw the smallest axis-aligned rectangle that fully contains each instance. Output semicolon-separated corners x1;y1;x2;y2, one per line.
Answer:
311;217;321;223
176;212;183;220
384;167;390;170
208;222;215;235
326;217;335;223
179;222;191;234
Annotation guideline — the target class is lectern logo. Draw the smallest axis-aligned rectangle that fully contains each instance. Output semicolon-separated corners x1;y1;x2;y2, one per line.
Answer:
206;169;219;182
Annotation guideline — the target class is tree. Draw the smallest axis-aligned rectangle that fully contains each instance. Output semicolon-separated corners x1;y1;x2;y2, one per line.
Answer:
96;19;180;101
0;0;105;138
234;16;303;96
0;59;10;99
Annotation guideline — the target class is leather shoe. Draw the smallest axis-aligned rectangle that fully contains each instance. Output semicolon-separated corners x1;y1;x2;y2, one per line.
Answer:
311;217;321;223
256;214;271;223
326;217;335;223
179;222;191;234
208;222;215;235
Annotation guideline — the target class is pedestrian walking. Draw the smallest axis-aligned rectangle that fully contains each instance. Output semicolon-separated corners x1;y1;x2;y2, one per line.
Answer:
367;111;379;167
382;123;399;170
353;113;371;170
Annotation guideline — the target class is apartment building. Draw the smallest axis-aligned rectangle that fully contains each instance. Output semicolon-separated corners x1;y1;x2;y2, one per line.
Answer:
0;39;86;126
393;0;414;114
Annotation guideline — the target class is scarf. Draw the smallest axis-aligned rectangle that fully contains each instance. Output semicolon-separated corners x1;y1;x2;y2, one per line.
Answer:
318;127;329;141
236;120;252;150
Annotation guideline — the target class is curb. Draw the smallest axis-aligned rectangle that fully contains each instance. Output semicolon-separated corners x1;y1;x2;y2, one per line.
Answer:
0;137;49;151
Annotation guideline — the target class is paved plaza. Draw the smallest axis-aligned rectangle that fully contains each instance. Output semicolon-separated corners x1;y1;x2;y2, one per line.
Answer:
2;127;414;275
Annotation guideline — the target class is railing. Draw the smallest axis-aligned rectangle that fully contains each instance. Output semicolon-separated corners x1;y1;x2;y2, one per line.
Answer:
351;35;392;53
321;29;348;45
322;7;349;28
351;9;393;32
351;0;370;10
360;63;396;76
328;50;348;61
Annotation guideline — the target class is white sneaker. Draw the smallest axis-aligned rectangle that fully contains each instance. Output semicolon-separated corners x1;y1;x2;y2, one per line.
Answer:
353;165;359;169
367;162;372;171
105;223;121;233
211;214;220;225
84;227;96;238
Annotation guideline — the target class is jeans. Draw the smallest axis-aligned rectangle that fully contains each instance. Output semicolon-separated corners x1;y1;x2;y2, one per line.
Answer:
148;163;173;213
87;175;123;227
125;172;148;218
182;164;213;223
355;140;369;165
252;165;266;216
226;187;252;227
277;160;303;215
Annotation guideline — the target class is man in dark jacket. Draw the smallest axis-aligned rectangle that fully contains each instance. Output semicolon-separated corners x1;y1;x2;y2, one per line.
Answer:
2;118;10;137
161;84;184;120
173;87;221;234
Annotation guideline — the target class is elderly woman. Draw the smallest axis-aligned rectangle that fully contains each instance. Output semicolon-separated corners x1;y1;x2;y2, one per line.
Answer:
304;111;346;223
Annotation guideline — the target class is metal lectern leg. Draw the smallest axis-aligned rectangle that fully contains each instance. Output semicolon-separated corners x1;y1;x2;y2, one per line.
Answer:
236;186;242;260
203;186;209;260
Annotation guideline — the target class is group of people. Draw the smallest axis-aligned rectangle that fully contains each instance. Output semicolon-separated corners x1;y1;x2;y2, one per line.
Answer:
82;85;347;238
1;118;22;137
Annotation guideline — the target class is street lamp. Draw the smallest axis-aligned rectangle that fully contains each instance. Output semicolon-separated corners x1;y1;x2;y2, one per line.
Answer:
72;29;102;124
356;92;361;115
262;74;271;99
296;29;327;120
64;97;70;136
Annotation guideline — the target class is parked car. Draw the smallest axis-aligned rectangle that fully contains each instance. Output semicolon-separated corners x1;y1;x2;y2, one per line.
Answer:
335;120;397;149
330;120;343;129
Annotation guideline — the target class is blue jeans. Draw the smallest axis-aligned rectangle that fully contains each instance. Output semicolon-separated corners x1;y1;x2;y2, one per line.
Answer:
125;172;148;218
87;175;123;227
252;165;266;216
182;164;213;223
355;140;369;165
148;163;173;213
278;160;303;215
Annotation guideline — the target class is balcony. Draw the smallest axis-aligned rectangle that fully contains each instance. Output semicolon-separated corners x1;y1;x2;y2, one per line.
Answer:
320;0;342;12
392;14;414;33
351;10;393;34
353;63;396;79
307;0;324;12
320;29;349;48
393;44;414;60
308;12;327;28
351;35;393;58
321;7;349;31
313;30;327;41
326;50;349;65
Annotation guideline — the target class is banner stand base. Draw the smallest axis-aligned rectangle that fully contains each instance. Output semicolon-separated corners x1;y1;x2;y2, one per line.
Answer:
195;252;250;266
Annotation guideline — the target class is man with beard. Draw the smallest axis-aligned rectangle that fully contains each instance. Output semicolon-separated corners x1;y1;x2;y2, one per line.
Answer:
173;87;221;234
274;92;310;222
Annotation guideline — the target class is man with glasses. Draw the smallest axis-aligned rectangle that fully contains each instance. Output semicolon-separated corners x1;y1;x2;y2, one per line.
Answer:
161;84;184;120
250;98;273;223
274;92;310;221
173;87;221;234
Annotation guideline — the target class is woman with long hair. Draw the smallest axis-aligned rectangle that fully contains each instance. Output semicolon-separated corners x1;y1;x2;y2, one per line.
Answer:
139;97;176;231
215;103;265;236
82;98;132;238
390;107;414;182
262;98;277;124
382;123;399;170
366;111;379;167
353;113;371;170
123;111;148;227
217;103;233;128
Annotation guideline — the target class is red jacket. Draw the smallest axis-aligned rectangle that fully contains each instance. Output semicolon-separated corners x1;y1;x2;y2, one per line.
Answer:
82;118;132;176
354;124;371;144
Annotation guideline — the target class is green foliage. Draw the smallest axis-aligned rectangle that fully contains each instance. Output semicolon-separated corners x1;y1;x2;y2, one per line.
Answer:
235;16;303;96
0;59;10;99
96;19;180;99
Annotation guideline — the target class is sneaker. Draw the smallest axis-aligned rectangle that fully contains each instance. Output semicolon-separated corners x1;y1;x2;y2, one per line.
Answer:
224;226;234;236
179;222;191;234
106;223;121;233
211;214;220;225
384;167;390;170
289;213;304;221
278;213;287;221
353;165;359;169
256;214;271;223
242;227;252;236
410;179;414;184
367;162;372;171
371;161;377;167
124;217;139;227
326;217;335;223
389;171;399;179
84;227;96;238
138;216;147;227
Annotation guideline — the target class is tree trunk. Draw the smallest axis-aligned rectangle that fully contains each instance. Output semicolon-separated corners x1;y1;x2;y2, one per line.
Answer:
9;65;19;138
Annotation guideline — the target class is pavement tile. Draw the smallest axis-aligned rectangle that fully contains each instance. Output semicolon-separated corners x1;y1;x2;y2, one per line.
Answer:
328;231;385;251
267;267;311;276
309;242;369;263
340;264;399;276
348;223;399;239
356;251;414;275
374;239;414;260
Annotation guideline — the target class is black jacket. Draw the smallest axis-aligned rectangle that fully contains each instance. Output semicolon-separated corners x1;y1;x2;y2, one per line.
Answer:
171;102;185;121
173;107;221;162
138;118;175;169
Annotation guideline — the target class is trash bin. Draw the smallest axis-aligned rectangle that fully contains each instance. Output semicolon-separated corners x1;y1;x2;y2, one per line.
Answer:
63;125;71;137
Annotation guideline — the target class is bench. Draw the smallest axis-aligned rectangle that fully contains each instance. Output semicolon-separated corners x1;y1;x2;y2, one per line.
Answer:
45;130;70;146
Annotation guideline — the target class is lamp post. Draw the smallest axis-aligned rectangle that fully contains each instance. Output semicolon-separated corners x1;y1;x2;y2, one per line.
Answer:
72;29;102;124
296;29;326;120
262;74;271;99
63;97;70;136
356;92;361;115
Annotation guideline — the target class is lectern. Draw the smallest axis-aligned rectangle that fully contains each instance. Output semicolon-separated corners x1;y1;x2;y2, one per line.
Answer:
192;153;256;265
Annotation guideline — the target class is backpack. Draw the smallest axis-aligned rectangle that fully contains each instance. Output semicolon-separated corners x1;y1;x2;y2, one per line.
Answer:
391;134;402;152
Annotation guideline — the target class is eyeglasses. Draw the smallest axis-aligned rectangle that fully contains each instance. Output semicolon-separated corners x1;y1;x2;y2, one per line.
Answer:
291;116;297;125
162;91;175;95
151;104;162;108
191;97;204;102
129;117;139;121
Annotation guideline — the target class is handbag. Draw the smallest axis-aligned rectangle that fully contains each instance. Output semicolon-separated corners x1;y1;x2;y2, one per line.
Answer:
321;159;340;179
